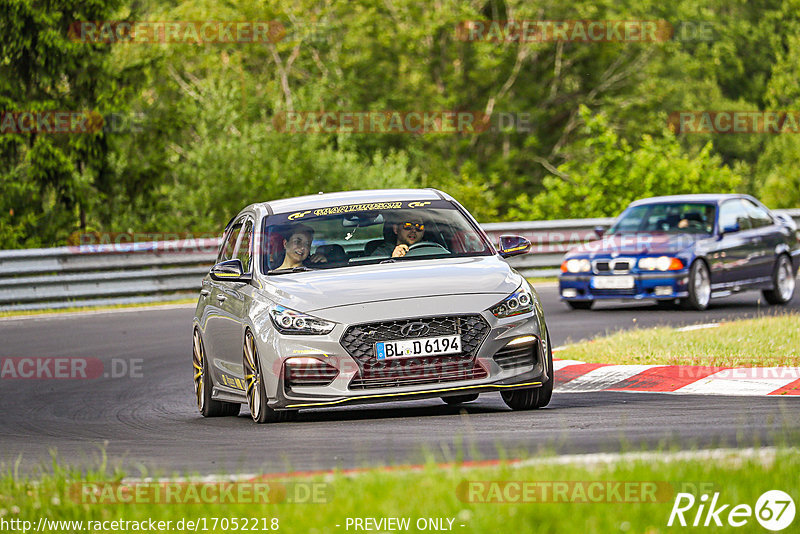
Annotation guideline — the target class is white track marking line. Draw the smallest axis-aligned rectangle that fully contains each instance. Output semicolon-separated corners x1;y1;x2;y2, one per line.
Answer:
675;367;800;396
556;364;663;392
552;359;586;371
675;323;720;332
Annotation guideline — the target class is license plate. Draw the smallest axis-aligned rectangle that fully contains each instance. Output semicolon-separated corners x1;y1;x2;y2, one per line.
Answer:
591;275;635;289
375;335;462;360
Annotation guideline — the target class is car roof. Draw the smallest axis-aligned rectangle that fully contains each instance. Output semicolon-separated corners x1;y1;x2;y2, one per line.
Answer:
252;188;450;215
628;194;744;206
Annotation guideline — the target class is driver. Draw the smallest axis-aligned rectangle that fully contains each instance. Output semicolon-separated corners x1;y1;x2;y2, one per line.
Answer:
277;224;327;270
371;214;426;258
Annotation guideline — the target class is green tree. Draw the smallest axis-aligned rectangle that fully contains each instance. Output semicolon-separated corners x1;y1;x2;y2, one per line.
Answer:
509;106;742;220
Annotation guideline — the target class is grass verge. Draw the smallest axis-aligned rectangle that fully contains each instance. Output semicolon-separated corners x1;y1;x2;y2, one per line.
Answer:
527;277;559;284
1;449;797;533
0;298;196;319
555;313;800;367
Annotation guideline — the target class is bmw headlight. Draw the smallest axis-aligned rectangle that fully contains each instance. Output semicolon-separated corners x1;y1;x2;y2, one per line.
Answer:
637;256;684;271
561;258;591;273
269;305;336;335
490;285;534;318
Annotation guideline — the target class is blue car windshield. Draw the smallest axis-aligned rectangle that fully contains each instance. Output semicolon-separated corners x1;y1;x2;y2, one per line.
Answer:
607;203;716;235
260;200;493;274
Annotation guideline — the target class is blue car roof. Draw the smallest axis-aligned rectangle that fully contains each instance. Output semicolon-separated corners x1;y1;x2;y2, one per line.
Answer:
628;194;744;206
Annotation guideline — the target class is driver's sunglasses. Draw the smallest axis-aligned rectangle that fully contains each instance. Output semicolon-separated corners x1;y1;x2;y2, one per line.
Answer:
401;222;424;231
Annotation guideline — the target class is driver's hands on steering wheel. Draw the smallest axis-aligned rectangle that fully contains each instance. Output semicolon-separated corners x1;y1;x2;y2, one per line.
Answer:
391;244;409;258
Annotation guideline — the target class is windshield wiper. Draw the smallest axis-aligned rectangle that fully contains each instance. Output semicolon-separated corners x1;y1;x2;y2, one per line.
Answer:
267;266;313;275
379;258;397;263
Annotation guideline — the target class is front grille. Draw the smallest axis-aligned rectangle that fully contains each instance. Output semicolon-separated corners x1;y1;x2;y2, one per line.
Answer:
493;338;539;370
594;258;633;274
348;361;488;389
285;360;339;388
340;314;491;389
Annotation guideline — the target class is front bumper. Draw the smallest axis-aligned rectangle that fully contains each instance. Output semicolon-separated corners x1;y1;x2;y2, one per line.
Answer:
254;310;549;410
559;271;690;302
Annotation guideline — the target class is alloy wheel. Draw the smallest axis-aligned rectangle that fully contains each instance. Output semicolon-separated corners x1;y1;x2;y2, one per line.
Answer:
192;329;205;412
243;331;262;420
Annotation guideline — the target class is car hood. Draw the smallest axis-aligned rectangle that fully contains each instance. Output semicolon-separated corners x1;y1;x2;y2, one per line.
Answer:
255;256;520;312
566;233;701;257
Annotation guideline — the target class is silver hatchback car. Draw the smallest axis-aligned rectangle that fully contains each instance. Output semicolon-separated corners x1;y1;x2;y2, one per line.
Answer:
192;189;553;423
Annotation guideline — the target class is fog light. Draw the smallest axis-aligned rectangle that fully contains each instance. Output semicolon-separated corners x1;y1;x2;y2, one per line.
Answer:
562;288;578;298
654;286;673;296
507;335;537;346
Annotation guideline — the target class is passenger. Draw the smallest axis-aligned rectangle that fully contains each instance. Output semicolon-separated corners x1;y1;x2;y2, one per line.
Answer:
277;224;327;270
371;215;426;258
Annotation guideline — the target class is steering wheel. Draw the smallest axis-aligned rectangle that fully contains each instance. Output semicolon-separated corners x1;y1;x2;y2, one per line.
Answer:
405;241;450;256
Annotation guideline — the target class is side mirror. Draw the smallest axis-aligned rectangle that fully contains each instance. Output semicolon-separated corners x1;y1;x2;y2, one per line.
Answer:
498;235;531;258
720;222;740;236
594;225;607;238
210;259;252;282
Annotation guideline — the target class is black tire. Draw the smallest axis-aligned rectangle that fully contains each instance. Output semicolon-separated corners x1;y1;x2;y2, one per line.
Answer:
501;330;554;410
762;254;796;305
567;300;593;310
193;329;240;417
243;330;296;424
441;393;479;405
681;260;711;311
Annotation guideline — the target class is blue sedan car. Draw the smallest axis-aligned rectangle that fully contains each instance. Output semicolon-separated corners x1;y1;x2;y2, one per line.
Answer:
559;194;799;310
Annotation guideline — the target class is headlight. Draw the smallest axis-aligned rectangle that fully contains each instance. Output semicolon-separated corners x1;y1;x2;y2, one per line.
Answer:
490;285;534;318
269;305;336;335
561;258;591;273
637;256;684;271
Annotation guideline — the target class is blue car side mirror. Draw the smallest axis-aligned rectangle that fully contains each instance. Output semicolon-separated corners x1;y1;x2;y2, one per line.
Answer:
721;222;740;236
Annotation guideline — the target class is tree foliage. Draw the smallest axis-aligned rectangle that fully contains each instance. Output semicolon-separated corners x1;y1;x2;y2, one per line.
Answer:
508;107;742;219
1;0;799;248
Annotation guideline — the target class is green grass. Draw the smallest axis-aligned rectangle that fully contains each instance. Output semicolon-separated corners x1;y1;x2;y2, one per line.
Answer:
2;449;798;533
527;277;559;284
556;313;800;367
0;298;196;319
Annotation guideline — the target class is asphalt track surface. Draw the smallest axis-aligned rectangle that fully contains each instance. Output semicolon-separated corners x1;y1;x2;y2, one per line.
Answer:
1;284;798;475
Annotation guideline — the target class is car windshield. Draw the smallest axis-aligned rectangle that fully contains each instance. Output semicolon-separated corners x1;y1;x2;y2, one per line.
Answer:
260;200;493;274
607;202;716;235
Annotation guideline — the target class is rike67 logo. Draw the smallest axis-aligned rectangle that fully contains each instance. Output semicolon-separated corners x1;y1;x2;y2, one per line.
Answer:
668;490;795;531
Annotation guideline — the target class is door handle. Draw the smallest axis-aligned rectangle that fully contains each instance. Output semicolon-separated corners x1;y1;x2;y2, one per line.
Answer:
216;295;227;302
200;289;210;296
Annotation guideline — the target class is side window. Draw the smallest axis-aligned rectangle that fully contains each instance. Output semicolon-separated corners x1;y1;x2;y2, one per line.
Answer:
718;200;752;232
218;223;243;262
235;219;254;273
742;199;773;229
